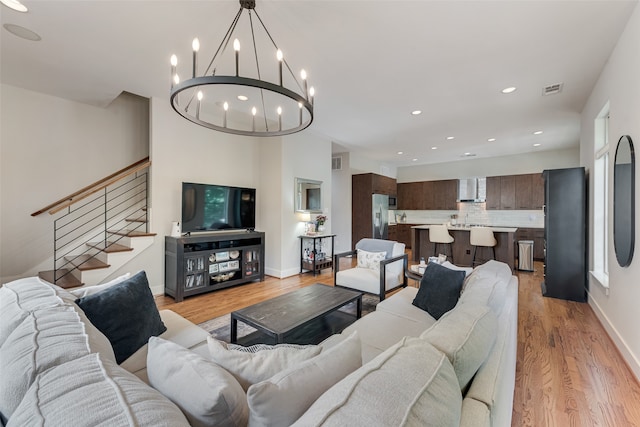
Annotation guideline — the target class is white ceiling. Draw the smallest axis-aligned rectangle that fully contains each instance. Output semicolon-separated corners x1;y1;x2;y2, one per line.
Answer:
1;0;637;166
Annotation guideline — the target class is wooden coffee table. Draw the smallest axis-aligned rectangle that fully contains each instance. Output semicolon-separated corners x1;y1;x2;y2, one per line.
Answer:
230;284;363;345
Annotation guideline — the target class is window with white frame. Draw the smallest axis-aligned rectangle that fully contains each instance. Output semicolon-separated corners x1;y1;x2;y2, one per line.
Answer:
592;106;609;288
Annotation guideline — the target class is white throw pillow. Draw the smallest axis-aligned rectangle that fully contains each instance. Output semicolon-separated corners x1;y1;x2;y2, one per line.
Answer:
7;353;190;427
420;304;498;391
357;249;387;272
147;337;248;427
207;336;322;391
69;272;132;298
246;331;362;427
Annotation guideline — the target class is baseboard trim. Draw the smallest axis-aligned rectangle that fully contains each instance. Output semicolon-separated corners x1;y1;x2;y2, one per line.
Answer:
587;291;640;382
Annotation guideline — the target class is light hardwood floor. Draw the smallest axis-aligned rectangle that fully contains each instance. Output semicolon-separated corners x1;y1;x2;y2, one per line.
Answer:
155;261;640;426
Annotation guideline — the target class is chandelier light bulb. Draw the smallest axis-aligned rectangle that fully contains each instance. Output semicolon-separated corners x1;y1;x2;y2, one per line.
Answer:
197;91;203;101
173;74;180;85
277;49;283;86
192;38;200;52
300;69;307;80
309;86;315;104
252;107;257;116
170;54;177;67
223;102;229;111
277;106;282;131
300;69;308;100
223;102;229;128
234;38;240;76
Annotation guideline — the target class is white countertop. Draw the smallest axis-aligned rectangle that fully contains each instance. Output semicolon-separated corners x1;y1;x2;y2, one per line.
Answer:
411;224;518;233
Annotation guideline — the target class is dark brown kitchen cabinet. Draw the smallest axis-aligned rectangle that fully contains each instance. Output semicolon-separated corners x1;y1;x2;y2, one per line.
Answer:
488;173;544;210
531;173;544;209
397;182;426;210
387;225;397;241
500;175;516;209
485;176;501;209
352;173;397;246
432;179;458;210
396;224;414;248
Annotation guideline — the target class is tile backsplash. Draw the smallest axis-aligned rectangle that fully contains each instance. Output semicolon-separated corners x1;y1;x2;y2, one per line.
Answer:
391;203;544;228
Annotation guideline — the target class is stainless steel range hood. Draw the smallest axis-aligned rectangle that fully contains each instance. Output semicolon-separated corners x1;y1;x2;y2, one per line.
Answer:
457;177;486;202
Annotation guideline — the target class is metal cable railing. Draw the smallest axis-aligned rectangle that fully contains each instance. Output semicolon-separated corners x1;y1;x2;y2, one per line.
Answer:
51;170;149;285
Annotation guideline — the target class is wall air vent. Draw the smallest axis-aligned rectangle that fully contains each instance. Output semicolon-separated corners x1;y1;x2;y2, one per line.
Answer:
543;83;563;96
331;156;343;171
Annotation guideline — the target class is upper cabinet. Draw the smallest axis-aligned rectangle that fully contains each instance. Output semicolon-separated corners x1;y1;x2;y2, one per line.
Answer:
486;173;544;210
397;180;456;210
398;173;544;211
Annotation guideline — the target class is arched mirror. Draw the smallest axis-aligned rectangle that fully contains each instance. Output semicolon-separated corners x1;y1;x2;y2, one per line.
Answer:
614;135;635;267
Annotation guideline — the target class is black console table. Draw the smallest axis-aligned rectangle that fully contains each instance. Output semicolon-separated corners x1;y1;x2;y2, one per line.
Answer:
165;230;265;302
299;234;336;276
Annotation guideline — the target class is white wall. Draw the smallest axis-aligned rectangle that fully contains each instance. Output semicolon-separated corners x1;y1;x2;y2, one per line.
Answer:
398;147;579;182
0;85;149;282
331;152;352;253
580;5;640;380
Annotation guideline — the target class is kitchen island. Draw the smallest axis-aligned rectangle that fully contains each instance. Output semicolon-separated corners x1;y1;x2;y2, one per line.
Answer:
411;225;517;270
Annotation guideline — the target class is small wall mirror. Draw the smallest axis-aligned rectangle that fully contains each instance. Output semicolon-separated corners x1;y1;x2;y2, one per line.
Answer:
295;178;323;213
614;135;635;267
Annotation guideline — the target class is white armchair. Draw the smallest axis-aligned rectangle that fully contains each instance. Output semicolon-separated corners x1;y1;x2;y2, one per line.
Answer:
334;238;408;301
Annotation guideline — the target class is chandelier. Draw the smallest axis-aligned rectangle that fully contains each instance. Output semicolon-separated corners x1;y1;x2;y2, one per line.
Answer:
169;0;314;137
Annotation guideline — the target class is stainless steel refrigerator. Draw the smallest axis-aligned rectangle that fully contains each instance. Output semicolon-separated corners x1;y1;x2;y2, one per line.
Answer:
372;194;389;239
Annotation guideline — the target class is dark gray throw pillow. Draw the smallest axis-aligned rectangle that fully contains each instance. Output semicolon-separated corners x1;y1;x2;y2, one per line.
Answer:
412;262;466;320
75;270;167;364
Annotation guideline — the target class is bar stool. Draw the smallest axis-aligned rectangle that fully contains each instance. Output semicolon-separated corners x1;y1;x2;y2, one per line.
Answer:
470;227;497;266
429;224;454;263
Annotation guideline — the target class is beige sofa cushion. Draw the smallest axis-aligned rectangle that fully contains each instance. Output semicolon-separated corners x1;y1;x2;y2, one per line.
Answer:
342;310;433;363
7;353;190;427
120;309;212;383
375;287;438;325
466;282;518;427
291;337;462;427
147;337;248;427
420;304;498;391
460;398;491;427
247;331;361;427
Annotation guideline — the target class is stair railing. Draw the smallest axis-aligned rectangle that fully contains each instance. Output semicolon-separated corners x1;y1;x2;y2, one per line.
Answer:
32;157;151;285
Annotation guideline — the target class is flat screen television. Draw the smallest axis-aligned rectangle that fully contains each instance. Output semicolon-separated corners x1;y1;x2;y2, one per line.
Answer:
181;182;256;233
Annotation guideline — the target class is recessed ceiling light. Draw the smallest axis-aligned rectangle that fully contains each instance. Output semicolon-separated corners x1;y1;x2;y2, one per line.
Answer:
3;23;40;41
464;152;471;156
501;86;517;94
533;130;543;135
487;138;496;142
533;143;541;147
397;151;403;155
431;146;438;150
412;158;418;162
411;110;422;115
1;0;28;12
446;136;455;140
237;95;248;101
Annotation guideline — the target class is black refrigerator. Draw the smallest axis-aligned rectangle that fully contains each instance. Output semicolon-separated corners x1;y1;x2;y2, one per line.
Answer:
542;167;587;302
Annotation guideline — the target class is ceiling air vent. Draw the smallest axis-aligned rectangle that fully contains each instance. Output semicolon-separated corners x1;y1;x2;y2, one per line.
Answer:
331;156;343;171
542;83;563;96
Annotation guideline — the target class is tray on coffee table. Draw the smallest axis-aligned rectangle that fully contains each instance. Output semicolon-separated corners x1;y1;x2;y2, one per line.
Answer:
230;283;363;346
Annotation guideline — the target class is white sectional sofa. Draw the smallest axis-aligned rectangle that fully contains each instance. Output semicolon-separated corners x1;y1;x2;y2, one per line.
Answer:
0;260;517;427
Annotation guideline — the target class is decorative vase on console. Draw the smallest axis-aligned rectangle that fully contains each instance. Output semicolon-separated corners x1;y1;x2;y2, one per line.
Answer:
315;214;327;234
